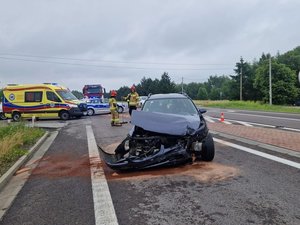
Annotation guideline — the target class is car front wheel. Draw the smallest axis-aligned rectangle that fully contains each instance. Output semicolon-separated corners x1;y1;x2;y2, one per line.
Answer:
201;133;215;161
117;106;124;113
87;108;95;116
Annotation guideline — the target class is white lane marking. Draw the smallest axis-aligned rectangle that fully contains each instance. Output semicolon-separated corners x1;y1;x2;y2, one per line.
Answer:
236;121;253;127
86;125;119;225
214;137;300;169
208;117;294;129
224;112;300;122
282;127;300;132
204;116;215;123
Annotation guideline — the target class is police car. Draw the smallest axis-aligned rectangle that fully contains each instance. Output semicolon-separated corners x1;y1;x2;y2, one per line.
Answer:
84;98;125;116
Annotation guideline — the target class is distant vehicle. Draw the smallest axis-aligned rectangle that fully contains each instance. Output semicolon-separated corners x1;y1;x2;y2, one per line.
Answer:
84;98;125;116
82;84;104;99
294;100;300;106
138;96;148;107
2;83;87;121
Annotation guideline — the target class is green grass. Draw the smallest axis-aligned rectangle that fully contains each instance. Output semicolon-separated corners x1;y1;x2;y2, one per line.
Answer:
0;123;45;176
194;100;300;114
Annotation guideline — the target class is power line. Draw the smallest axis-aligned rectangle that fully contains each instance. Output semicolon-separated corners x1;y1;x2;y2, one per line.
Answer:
0;56;233;71
0;53;233;66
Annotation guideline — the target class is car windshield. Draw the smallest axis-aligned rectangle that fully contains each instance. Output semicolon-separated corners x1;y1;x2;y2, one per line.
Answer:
87;87;102;94
56;90;78;101
143;98;198;116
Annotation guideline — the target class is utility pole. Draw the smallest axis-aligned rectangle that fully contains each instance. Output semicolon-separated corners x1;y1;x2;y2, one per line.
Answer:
269;56;272;105
181;77;184;93
240;57;243;101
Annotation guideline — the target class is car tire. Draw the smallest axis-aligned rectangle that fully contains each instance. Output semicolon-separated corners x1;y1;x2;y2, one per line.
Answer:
59;111;69;120
87;108;94;116
12;112;21;122
201;133;215;161
0;113;7;120
117;106;124;113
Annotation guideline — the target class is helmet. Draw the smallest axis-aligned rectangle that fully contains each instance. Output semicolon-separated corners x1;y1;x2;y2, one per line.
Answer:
130;85;136;91
110;90;117;97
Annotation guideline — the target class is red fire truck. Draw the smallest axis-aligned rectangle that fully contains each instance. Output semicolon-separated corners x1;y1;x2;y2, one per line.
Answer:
82;84;104;99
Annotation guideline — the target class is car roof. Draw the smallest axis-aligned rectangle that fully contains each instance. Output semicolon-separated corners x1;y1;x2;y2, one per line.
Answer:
148;93;188;100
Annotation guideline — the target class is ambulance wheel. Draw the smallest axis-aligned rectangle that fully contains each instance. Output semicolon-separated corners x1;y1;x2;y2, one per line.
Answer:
59;111;69;120
12;112;21;122
87;108;94;116
0;113;7;120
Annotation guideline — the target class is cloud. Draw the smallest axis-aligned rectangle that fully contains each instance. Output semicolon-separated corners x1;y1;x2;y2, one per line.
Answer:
0;0;299;91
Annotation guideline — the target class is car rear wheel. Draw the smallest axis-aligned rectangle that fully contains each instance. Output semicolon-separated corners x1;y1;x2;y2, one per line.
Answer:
117;106;124;113
201;133;215;161
12;112;21;122
59;111;69;120
87;108;94;116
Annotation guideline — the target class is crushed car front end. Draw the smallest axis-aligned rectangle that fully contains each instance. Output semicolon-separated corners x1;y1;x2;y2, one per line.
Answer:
100;110;211;171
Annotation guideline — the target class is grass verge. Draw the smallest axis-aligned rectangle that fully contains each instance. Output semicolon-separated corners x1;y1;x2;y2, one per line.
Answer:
194;100;300;114
0;123;45;176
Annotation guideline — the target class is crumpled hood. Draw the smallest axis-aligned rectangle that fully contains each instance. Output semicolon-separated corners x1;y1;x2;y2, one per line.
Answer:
131;110;201;136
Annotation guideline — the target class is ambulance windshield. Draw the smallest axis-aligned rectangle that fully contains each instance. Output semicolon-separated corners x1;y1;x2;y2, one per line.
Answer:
56;90;78;101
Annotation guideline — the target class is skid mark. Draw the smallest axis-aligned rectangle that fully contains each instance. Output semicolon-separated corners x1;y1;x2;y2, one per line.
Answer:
31;154;91;179
104;162;239;183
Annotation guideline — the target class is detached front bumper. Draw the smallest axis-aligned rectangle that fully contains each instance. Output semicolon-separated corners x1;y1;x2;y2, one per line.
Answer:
99;143;191;171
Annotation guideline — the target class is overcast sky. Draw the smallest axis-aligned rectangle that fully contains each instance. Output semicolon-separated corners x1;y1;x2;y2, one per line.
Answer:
0;0;299;92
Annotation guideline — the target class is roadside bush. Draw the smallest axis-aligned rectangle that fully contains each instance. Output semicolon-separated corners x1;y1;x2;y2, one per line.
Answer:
0;123;45;176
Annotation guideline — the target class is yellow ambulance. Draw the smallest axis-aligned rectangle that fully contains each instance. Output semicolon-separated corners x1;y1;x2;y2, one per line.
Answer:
2;83;87;121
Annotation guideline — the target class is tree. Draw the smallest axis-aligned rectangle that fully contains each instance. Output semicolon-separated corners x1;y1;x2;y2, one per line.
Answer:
71;90;83;99
186;82;201;99
158;72;176;93
116;86;130;101
277;46;300;73
204;75;232;100
230;57;260;101
277;46;300;99
197;86;208;100
254;60;298;104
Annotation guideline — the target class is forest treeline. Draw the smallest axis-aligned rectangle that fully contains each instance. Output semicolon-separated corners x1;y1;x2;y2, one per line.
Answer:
1;47;299;106
114;46;300;105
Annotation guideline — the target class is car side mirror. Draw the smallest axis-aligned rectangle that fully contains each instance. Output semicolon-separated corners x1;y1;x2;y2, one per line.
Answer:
198;108;207;114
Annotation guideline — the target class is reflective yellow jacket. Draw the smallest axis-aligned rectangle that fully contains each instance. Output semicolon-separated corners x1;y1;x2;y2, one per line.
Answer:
126;92;139;106
109;97;117;111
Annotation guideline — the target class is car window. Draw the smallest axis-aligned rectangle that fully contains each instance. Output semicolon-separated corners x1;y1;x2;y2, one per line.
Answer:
46;91;61;102
143;98;198;116
25;91;43;102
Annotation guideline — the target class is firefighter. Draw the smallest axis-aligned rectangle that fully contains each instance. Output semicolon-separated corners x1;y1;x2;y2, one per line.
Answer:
124;85;139;116
109;90;122;126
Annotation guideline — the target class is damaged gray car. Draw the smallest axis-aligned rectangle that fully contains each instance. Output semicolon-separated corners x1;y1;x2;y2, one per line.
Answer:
100;93;215;171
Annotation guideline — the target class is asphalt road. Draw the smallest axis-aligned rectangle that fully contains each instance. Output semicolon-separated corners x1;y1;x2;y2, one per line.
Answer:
0;114;299;225
204;108;300;130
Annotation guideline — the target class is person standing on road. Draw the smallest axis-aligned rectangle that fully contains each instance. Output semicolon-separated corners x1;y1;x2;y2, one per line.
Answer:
124;85;139;116
109;90;122;126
